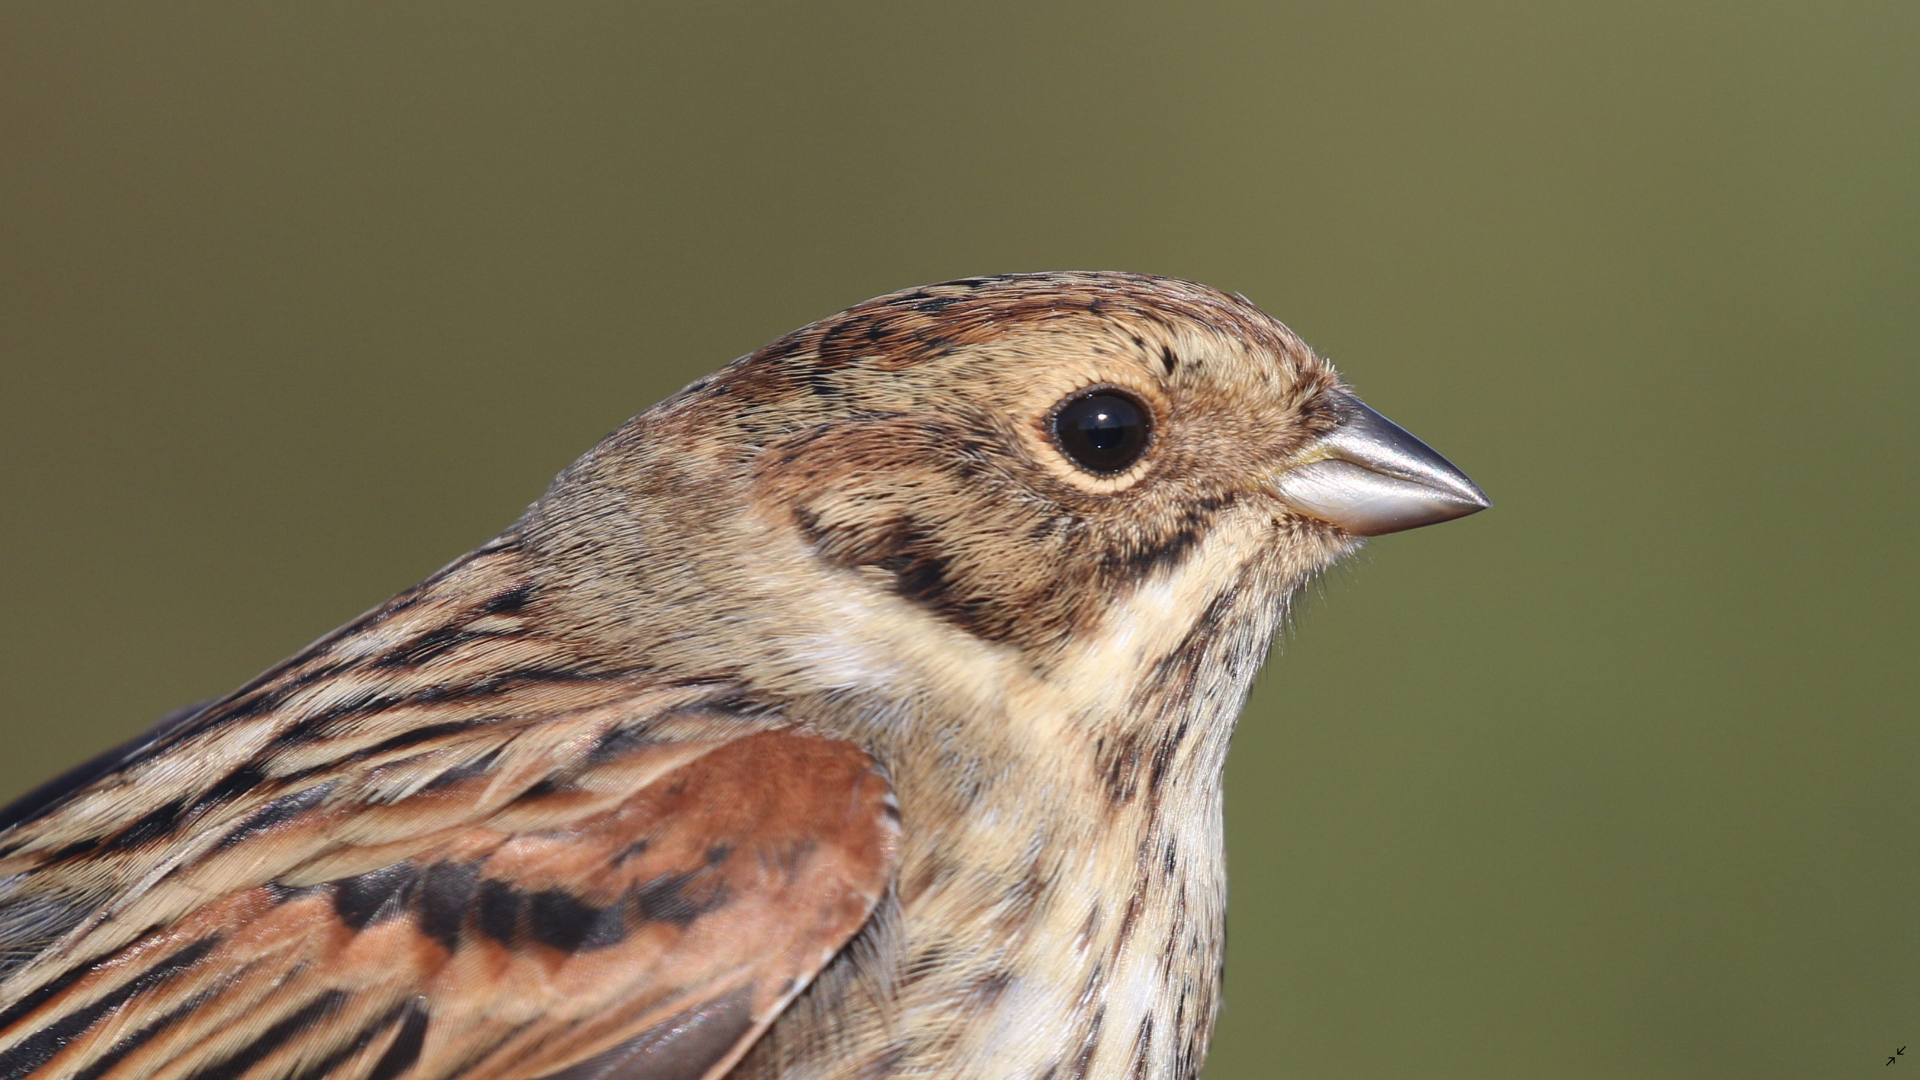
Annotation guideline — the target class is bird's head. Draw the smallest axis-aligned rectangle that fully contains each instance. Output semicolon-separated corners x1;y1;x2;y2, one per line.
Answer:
528;273;1486;724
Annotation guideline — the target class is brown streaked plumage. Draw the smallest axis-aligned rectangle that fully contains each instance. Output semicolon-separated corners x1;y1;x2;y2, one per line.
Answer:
0;272;1486;1080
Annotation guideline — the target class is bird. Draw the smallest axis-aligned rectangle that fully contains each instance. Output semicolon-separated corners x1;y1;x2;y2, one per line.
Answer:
0;272;1487;1080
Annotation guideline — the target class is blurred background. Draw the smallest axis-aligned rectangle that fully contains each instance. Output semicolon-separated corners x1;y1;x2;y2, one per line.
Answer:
2;3;1914;1077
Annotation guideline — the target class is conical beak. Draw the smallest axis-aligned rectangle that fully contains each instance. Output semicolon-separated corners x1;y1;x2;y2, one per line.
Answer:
1273;390;1490;536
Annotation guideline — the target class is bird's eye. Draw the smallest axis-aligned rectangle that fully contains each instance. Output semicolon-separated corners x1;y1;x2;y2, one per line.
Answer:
1051;389;1152;476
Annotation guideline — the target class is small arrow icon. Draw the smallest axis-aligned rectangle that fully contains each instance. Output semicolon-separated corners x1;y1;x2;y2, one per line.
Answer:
1891;1046;1907;1066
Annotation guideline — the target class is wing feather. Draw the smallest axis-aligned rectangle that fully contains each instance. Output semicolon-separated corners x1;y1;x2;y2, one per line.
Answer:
0;719;897;1080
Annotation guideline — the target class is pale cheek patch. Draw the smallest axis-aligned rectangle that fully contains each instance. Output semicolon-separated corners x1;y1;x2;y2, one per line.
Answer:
766;509;1286;763
1046;511;1276;714
782;588;912;694
760;550;1028;715
734;504;1028;710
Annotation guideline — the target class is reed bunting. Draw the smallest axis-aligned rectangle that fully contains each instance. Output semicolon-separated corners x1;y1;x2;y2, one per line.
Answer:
0;273;1487;1080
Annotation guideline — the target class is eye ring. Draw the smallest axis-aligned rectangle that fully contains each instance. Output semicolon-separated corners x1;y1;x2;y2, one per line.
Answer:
1049;386;1154;477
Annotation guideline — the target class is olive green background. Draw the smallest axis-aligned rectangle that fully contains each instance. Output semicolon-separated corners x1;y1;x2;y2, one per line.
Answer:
2;3;1914;1077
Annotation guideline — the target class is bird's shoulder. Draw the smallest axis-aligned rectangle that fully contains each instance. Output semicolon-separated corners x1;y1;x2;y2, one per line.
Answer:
0;539;900;1080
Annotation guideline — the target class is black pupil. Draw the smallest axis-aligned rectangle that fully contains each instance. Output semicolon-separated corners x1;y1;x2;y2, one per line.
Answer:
1054;391;1150;475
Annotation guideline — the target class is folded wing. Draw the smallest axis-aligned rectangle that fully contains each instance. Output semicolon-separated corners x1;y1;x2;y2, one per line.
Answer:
0;714;897;1080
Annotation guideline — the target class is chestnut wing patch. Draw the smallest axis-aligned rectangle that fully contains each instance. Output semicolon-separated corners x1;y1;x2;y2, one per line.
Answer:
0;730;897;1080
